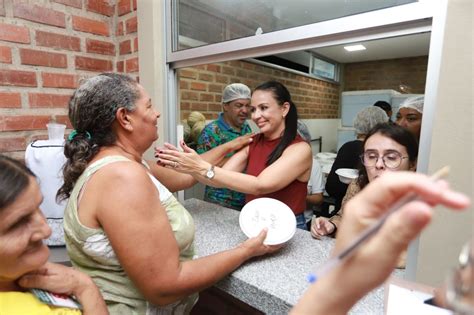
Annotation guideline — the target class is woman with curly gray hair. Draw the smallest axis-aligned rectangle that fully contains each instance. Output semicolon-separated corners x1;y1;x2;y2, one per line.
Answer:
59;73;279;314
325;106;389;212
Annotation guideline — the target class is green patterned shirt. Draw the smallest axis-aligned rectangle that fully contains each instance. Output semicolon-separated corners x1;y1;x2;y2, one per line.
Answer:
196;113;251;210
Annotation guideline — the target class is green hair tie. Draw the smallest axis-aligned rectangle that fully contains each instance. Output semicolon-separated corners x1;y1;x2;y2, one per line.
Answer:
68;130;92;141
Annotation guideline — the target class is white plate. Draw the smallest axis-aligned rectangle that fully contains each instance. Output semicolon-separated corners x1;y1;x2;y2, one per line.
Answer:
335;168;359;184
239;198;296;245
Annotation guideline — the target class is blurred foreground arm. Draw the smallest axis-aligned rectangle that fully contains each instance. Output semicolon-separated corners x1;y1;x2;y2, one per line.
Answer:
291;172;470;315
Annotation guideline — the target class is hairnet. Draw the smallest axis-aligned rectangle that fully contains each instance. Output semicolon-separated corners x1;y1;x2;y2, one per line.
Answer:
297;121;312;143
353;106;389;135
222;83;251;103
398;96;424;114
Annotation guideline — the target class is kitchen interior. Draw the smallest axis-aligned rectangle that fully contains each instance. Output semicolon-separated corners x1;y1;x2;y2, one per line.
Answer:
43;1;471;314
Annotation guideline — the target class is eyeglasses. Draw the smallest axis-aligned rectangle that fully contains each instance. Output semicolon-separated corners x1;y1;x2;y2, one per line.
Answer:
359;151;408;169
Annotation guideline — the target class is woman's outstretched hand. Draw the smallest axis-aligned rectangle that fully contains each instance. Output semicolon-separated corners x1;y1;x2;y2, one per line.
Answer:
225;133;256;153
155;140;210;175
238;228;283;259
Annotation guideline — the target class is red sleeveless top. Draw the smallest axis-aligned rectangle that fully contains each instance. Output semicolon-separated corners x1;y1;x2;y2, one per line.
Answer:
245;134;308;215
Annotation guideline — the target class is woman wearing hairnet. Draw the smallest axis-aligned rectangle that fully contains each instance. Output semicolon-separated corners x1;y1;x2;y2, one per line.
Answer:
395;96;424;141
325;107;389;212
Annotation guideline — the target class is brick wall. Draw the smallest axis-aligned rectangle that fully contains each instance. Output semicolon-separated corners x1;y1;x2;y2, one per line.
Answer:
343;56;428;93
178;60;341;121
0;0;138;159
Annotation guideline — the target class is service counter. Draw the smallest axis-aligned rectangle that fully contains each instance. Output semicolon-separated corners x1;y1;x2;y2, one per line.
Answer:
184;198;404;314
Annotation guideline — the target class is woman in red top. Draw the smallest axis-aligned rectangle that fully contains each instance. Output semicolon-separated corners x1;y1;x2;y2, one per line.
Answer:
157;81;312;229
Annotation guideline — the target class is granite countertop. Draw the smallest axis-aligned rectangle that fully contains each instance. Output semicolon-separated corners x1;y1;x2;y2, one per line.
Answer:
183;198;404;315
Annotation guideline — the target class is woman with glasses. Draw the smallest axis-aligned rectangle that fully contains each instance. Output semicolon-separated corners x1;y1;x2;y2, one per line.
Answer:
311;123;418;241
325;106;389;212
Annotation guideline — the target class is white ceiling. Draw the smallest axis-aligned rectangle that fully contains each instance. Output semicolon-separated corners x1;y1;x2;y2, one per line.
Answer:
313;32;431;63
188;0;429;64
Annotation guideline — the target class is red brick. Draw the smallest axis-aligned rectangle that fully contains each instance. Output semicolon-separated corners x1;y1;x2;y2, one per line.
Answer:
55;115;72;128
116;21;124;36
199;93;213;102
0;137;27;152
42;72;79;89
133;0;137;10
0;0;5;16
0;22;30;44
179;69;197;79
20;49;67;68
86;39;115;55
118;0;131;16
0;92;21;108
29;93;71;108
206;64;221;72
119;40;131;55
36;30;80;51
198;73;213;82
0;115;51;131
116;60;124;72
190;82;206;91
133;37;138;52
72;16;109;36
13;3;66;28
52;0;82;9
75;56;113;72
87;0;114;17
125;16;137;34
0;45;11;63
125;57;138;73
0;70;37;87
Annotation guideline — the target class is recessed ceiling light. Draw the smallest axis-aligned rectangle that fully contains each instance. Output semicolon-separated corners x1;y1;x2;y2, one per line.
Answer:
344;44;366;52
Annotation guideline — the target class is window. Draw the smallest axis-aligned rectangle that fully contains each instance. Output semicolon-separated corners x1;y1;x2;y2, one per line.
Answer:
310;55;339;82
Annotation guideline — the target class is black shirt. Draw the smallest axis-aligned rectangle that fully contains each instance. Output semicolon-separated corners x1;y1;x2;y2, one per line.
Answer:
325;140;364;211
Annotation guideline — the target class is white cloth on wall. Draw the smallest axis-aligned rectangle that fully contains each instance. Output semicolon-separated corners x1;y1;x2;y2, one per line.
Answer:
25;139;67;246
25;140;67;218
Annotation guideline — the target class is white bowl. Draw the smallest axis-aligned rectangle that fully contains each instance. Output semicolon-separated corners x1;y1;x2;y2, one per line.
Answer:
335;168;359;184
239;198;296;245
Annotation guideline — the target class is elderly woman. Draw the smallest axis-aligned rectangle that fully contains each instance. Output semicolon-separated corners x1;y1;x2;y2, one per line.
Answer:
0;155;107;315
325;106;389;211
156;81;313;230
312;123;418;241
395;95;424;141
58;73;279;314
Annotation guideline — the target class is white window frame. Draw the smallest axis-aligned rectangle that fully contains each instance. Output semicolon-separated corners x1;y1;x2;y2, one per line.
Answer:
158;1;450;281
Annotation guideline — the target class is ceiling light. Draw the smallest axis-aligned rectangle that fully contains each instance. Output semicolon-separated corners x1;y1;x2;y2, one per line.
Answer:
344;44;366;52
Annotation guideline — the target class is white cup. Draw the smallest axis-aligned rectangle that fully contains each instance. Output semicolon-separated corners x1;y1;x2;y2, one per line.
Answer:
47;123;66;140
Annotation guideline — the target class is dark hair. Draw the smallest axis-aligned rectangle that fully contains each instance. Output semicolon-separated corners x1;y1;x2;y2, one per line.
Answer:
254;81;298;165
0;155;36;210
57;73;140;201
357;123;418;188
373;100;392;112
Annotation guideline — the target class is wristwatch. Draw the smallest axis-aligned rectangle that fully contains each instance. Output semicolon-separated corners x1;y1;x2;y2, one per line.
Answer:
205;165;215;179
